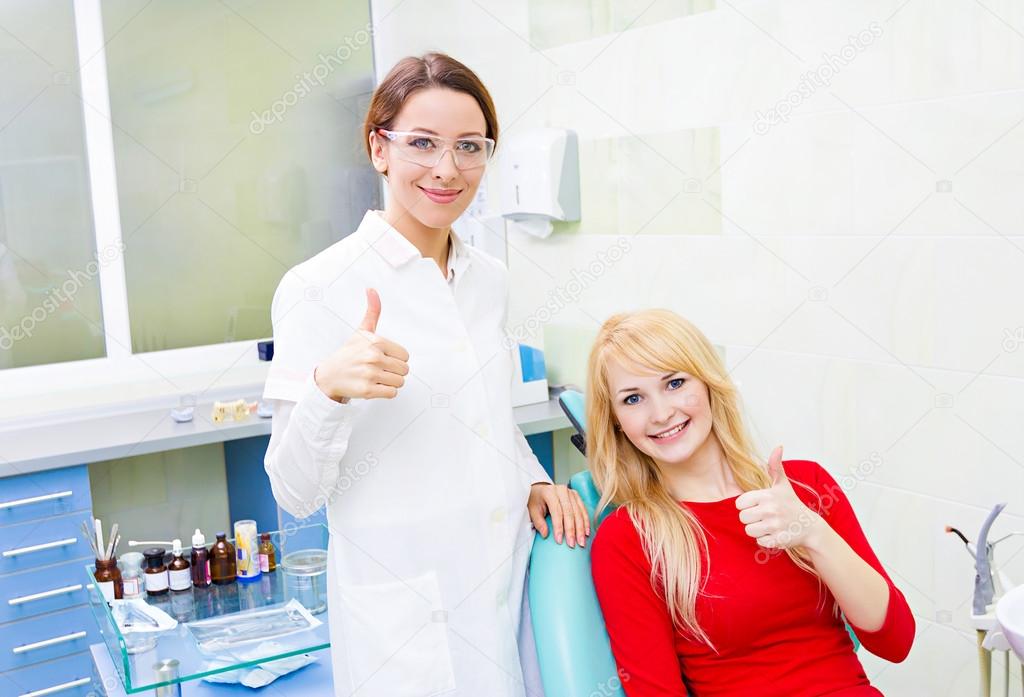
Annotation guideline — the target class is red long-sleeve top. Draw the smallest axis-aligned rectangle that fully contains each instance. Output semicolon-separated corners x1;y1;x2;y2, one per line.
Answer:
590;460;914;697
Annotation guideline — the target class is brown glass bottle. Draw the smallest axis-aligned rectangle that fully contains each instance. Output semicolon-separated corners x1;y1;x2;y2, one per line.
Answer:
258;532;276;573
209;532;236;585
143;547;169;596
167;540;191;592
191;528;211;588
94;557;123;602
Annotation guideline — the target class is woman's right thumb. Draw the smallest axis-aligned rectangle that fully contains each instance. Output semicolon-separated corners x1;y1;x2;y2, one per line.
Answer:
359;288;381;333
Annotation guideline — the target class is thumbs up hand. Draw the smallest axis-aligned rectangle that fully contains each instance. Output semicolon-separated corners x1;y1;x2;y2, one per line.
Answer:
735;446;823;550
314;289;411;403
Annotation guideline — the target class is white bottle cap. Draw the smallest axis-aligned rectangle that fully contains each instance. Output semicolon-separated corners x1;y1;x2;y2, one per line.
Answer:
172;538;183;555
192;528;206;547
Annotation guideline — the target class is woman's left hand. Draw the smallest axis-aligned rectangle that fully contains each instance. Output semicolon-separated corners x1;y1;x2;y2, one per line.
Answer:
736;445;824;550
528;483;591;548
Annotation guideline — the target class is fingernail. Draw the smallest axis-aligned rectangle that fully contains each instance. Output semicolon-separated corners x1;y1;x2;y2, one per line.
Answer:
556;534;562;544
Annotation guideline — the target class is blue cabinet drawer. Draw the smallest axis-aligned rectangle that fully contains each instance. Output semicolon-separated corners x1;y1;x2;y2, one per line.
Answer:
0;466;91;527
0;557;91;624
0;605;99;672
0;512;95;575
0;650;95;697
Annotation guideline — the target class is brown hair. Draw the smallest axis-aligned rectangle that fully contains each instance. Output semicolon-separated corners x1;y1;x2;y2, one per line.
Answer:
363;52;499;168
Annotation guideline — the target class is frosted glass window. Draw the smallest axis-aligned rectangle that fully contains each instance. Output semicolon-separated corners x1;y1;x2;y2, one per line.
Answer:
103;0;379;352
0;0;106;369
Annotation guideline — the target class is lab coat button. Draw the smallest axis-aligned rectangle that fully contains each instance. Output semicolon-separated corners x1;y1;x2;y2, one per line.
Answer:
490;507;506;524
473;422;490;438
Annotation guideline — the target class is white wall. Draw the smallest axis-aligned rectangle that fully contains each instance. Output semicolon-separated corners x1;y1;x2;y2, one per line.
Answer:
371;1;1024;693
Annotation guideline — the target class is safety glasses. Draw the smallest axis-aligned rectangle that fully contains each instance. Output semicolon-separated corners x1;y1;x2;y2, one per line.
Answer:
376;129;495;169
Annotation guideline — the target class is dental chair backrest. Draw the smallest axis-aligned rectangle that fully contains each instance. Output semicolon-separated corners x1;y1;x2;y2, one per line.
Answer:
528;390;626;697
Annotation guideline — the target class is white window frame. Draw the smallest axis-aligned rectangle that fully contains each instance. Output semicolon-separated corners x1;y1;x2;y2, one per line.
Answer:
0;0;269;410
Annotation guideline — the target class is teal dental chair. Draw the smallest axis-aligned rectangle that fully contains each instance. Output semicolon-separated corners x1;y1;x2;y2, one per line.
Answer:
528;390;625;697
527;390;859;697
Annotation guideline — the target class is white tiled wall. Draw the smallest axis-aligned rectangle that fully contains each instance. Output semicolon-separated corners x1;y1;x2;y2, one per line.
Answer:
372;1;1024;692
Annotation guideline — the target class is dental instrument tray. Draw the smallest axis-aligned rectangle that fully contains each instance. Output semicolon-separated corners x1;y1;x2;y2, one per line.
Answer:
85;523;330;694
186;598;322;653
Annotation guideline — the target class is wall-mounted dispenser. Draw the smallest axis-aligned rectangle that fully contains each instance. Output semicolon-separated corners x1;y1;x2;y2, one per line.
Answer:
498;128;580;238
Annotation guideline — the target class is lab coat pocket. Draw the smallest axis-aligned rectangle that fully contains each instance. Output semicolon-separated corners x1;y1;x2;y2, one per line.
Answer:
338;570;456;696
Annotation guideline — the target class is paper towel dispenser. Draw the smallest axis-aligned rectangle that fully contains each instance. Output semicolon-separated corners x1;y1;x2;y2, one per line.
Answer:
498;128;580;238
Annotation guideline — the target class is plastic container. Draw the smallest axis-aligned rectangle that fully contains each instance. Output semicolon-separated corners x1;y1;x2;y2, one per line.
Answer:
233;519;260;582
281;549;327;615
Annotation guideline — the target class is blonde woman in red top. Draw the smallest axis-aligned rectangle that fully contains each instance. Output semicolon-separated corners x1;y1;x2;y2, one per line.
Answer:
587;309;914;696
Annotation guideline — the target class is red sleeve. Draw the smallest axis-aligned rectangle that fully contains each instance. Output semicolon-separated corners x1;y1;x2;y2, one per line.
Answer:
796;460;916;662
590;508;689;696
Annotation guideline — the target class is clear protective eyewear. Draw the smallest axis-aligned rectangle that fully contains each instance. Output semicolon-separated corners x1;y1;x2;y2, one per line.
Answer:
377;129;495;170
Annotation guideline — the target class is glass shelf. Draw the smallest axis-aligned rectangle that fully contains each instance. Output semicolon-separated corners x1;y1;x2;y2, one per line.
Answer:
85;524;330;694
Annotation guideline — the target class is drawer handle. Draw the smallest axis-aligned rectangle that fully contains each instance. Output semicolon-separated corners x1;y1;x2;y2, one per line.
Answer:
12;630;87;654
9;584;83;606
19;677;91;697
2;538;78;558
0;490;73;509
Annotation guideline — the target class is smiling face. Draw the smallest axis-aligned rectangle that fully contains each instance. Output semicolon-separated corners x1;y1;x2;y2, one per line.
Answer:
606;358;719;470
368;87;488;231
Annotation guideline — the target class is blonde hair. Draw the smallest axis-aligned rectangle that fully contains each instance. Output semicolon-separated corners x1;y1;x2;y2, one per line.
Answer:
586;309;820;646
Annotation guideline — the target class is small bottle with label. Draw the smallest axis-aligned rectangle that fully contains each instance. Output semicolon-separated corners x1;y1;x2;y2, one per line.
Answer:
119;552;144;599
209;532;236;585
94;557;123;602
258;532;276;573
167;539;192;592
190;528;211;588
143;547;169;596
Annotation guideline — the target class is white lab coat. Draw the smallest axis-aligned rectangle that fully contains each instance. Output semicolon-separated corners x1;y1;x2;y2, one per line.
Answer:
263;210;551;697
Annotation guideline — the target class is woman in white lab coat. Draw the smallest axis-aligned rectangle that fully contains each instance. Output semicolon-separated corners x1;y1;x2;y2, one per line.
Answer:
263;53;589;697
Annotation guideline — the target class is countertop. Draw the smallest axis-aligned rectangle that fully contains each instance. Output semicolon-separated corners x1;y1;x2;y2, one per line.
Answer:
0;389;569;477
